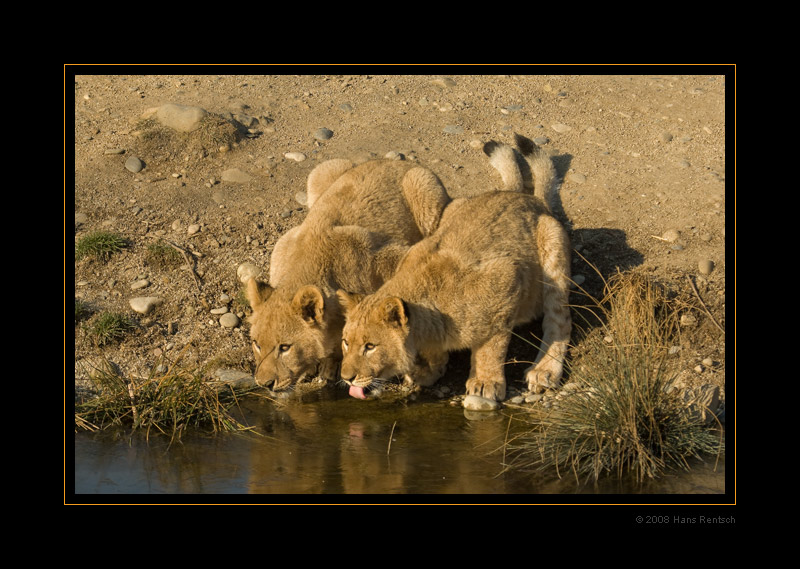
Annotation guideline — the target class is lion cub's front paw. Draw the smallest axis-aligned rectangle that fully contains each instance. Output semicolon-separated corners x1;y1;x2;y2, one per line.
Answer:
465;377;506;401
524;365;561;394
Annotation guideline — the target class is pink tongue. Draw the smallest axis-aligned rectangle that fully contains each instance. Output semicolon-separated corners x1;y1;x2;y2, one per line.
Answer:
349;385;367;399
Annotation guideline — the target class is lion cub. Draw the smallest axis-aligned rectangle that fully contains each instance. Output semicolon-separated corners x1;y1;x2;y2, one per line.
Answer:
245;159;450;390
338;135;572;404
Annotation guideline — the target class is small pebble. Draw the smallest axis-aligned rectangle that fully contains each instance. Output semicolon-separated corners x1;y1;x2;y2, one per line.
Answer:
295;191;308;206
313;128;333;141
210;307;228;315
129;296;163;315
551;123;571;133
237;263;259;283
187;224;201;235
699;259;715;275
130;279;150;290
219;313;240;328
284;152;306;162
462;394;500;411
525;393;544;404
125;156;144;173
443;124;463;135
662;229;680;242
680;313;698;327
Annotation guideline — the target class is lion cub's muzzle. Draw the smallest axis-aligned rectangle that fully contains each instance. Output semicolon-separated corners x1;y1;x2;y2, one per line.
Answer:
342;374;382;400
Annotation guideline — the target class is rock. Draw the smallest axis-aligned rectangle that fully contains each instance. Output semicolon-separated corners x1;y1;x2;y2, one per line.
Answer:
187;223;201;235
662;229;680;242
525;392;544;404
130;279;150;290
156;103;208;133
462;394;501;411
294;191;308;206
443;124;463;135
699;259;715;275
551;123;571;133
219;313;240;328
237;262;259;283
430;76;456;89
125;156;144;173
221;168;253;183
284;151;306;162
210;307;228;315
313;127;333;141
210;368;256;390
129;296;163;314
680;313;698;327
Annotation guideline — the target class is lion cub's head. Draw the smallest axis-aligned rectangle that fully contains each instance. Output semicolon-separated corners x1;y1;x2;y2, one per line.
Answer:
246;278;335;390
337;290;415;398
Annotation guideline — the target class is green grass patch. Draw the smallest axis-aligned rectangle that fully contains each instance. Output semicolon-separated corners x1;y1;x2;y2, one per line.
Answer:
76;231;128;261
86;312;137;346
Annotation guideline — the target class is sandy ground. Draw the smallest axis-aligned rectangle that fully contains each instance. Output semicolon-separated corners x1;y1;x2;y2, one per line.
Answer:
71;69;729;404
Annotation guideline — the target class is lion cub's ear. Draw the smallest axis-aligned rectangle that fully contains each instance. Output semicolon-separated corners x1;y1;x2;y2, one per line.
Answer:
381;296;408;329
293;285;325;325
245;278;273;309
336;290;364;316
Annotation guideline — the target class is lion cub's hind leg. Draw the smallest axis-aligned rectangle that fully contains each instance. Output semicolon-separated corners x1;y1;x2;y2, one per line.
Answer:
465;332;510;401
525;215;572;393
306;158;355;208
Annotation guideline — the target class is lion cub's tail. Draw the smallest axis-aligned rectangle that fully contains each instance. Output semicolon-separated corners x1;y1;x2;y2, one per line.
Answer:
483;133;558;211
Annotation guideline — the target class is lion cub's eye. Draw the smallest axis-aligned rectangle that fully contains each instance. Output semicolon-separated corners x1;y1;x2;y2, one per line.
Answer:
252;341;262;355
342;339;349;353
279;344;291;353
364;343;376;352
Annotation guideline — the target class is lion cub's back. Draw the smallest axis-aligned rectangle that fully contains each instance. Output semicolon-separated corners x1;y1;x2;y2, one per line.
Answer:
437;191;550;259
308;160;424;243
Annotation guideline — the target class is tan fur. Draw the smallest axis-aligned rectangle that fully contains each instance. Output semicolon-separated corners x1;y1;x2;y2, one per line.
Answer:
338;136;571;402
246;159;450;389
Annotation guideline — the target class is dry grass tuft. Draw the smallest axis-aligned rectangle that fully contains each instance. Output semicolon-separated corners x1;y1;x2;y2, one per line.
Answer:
503;270;724;484
74;351;256;442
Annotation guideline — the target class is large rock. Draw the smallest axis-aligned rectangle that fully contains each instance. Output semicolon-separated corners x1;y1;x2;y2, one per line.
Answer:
156;103;208;133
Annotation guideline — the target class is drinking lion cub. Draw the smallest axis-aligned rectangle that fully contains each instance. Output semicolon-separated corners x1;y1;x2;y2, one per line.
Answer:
337;136;572;404
245;158;450;390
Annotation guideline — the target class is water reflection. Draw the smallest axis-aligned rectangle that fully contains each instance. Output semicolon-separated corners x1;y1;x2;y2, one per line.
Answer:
73;389;725;498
